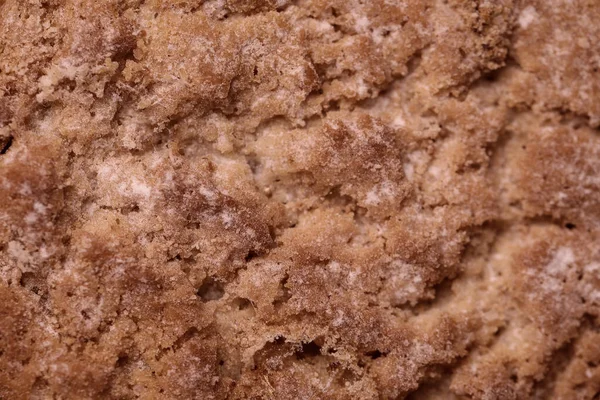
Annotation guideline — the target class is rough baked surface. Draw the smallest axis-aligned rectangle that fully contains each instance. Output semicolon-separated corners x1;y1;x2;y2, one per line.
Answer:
1;0;599;399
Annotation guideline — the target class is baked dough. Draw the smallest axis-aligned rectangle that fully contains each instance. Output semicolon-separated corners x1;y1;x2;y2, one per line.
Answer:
1;0;599;399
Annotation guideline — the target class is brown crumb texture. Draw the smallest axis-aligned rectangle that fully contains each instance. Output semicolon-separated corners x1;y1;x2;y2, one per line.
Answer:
1;0;600;399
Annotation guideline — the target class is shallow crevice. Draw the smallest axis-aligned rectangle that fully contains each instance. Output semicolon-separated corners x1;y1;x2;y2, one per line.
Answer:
0;135;13;154
172;327;199;351
295;340;322;360
197;277;225;302
273;273;291;308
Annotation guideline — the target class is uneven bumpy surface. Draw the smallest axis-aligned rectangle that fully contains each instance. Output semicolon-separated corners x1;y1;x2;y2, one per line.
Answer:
1;0;600;399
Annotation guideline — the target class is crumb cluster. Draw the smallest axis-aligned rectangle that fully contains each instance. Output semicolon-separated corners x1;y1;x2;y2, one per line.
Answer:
1;0;600;399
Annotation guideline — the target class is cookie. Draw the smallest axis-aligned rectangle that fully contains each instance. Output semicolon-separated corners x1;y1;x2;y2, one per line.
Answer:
1;1;599;399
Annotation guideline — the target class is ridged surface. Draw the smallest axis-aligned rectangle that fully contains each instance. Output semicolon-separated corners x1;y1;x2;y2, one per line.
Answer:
1;1;599;399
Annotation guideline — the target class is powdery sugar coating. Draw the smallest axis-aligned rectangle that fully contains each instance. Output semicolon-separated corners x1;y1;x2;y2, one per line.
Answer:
1;0;600;399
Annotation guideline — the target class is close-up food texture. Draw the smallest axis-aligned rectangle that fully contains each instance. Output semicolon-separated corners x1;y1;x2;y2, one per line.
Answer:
1;0;600;399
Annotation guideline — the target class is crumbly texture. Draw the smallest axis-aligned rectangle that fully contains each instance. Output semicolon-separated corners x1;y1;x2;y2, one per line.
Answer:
1;0;600;399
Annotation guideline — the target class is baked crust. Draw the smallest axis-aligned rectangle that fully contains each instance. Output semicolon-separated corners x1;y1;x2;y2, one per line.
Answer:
1;0;599;399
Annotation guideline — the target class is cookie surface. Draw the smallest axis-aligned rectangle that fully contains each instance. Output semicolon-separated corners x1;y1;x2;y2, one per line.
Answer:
1;1;600;399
